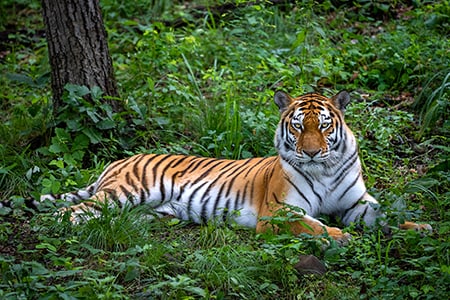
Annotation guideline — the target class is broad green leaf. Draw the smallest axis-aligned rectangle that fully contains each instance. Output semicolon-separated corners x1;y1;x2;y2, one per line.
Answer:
91;85;103;100
36;242;57;252
82;128;103;144
96;119;116;130
49;159;64;169
48;143;65;154
65;84;90;97
55;127;71;141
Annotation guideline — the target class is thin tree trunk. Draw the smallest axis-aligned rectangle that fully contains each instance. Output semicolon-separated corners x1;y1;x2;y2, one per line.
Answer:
41;0;120;112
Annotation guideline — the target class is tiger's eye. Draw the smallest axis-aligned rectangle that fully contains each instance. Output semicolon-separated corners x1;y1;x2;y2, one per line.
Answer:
293;123;302;129
320;123;330;129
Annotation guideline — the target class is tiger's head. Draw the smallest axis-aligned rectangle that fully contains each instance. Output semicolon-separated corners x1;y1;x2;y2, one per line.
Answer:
274;91;352;166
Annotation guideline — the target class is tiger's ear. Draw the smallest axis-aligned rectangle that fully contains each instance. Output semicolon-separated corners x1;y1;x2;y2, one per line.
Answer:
331;90;351;113
274;91;293;113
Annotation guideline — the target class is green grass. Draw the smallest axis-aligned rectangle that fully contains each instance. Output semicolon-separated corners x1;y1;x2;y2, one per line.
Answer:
1;0;449;299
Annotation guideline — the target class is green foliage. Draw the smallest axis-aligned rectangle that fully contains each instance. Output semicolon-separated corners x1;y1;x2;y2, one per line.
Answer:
75;202;161;252
0;0;449;299
49;84;152;161
405;136;450;223
414;69;450;137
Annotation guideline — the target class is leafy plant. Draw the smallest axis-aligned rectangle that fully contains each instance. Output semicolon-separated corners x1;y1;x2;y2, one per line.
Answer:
414;69;450;137
76;202;160;252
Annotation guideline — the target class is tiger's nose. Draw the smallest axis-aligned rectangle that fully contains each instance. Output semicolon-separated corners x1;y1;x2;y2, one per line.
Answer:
303;149;321;158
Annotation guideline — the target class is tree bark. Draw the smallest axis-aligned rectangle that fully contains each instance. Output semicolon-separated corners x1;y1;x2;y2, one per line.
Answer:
41;0;120;112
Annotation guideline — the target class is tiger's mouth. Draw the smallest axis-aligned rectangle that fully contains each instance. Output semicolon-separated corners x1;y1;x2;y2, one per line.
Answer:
296;149;329;163
295;153;329;164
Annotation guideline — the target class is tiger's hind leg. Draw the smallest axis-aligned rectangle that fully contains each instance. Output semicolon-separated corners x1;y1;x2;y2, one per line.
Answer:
58;191;111;223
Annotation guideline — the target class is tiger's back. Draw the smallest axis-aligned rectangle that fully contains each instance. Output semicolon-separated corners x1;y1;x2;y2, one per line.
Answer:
50;153;280;227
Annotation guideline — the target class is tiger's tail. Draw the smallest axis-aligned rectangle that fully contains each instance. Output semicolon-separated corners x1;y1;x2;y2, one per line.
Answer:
0;196;40;213
39;184;96;204
0;184;96;214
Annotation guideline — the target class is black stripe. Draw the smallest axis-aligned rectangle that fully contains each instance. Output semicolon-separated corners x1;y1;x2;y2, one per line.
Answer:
272;192;281;204
177;156;207;177
190;159;227;186
200;196;211;224
328;150;359;191
212;184;227;217
201;162;244;204
233;190;241;213
291;163;323;205
173;159;224;202
96;178;117;191
249;175;257;206
167;156;194;200
119;185;133;206
284;141;293;151
171;155;193;168
114;155;143;177
93;155;140;204
336;174;361;202
338;119;347;149
195;161;248;220
125;172;139;191
151;155;174;186
158;156;188;203
68;192;82;203
139;189;146;205
141;154;163;193
342;195;364;219
264;164;275;187
245;160;271;206
87;185;95;194
329;122;347;153
242;158;270;178
284;175;312;210
187;157;212;172
175;181;189;202
241;181;249;205
94;157;130;189
226;160;253;179
131;154;148;180
224;160;254;197
360;206;369;223
256;158;276;178
187;181;209;220
124;173;137;205
298;101;319;108
244;158;276;206
178;157;217;178
222;198;231;223
104;188;118;201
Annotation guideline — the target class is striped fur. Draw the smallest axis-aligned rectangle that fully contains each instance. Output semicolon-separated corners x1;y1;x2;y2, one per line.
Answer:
22;91;432;243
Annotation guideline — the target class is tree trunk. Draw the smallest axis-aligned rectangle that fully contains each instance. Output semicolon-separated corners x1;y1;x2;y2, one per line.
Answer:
41;0;120;112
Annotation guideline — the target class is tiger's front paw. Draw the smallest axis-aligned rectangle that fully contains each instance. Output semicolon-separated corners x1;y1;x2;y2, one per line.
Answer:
400;221;433;234
327;227;352;246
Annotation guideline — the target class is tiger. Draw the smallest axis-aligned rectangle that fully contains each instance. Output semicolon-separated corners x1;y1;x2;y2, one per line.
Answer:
3;90;431;244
